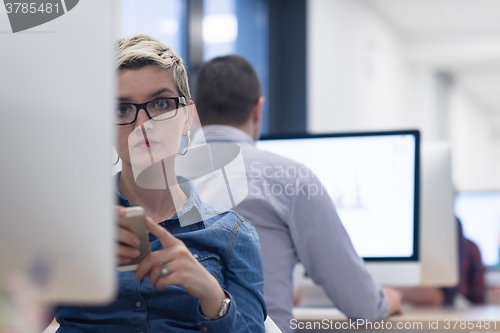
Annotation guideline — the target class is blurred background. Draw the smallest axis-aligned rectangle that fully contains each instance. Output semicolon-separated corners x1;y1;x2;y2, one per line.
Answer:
120;0;500;297
121;0;500;193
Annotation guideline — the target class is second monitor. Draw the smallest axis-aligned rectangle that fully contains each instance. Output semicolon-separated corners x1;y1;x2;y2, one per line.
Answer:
257;130;421;285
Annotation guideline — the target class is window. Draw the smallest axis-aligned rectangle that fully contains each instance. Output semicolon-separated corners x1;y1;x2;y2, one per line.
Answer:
202;0;269;134
121;0;273;134
122;0;187;60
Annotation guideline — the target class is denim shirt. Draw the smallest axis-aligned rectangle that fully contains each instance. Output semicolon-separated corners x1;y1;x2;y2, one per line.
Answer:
55;175;267;333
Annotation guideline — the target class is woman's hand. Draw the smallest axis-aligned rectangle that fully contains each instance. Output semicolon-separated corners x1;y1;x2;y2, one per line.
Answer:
134;217;226;319
115;206;141;265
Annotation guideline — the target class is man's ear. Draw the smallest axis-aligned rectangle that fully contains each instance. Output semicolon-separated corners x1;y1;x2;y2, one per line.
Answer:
252;96;265;125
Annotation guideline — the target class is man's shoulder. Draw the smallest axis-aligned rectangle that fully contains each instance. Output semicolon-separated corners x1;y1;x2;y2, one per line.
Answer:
241;144;308;170
242;145;323;188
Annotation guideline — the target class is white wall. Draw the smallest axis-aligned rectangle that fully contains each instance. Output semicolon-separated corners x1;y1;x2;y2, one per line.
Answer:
307;0;449;140
308;0;411;134
450;89;500;191
307;0;500;190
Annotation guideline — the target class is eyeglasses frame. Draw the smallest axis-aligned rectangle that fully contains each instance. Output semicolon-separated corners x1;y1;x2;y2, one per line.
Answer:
116;96;187;125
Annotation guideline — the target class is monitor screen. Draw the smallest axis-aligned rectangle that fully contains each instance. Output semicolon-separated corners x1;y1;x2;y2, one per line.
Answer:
0;1;117;304
257;131;420;260
455;192;500;268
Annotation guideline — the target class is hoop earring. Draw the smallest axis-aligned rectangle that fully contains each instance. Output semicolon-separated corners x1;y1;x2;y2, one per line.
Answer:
111;146;120;165
178;130;191;156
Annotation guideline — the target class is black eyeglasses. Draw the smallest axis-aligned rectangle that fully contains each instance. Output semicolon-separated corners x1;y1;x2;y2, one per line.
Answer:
116;97;187;125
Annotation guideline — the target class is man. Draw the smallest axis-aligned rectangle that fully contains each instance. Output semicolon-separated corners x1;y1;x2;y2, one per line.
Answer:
396;219;485;306
194;55;402;333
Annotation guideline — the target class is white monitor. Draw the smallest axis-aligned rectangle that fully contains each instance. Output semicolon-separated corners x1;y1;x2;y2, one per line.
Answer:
0;0;117;304
419;142;459;286
455;191;500;286
257;130;421;286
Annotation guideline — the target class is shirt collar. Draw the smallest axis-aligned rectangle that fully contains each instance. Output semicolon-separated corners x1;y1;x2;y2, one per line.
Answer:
198;125;255;145
115;172;205;227
175;178;205;226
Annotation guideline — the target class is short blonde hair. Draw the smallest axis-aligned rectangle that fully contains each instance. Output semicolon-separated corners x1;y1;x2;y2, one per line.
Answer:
116;33;191;100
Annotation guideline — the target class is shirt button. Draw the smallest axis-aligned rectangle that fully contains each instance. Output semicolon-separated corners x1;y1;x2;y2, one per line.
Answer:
193;254;199;259
202;327;208;332
135;302;141;307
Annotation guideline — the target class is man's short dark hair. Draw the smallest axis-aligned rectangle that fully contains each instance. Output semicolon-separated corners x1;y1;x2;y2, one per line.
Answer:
195;55;261;126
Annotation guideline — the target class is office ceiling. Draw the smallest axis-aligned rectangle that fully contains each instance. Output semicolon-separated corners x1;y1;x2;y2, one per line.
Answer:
364;0;500;113
365;0;500;38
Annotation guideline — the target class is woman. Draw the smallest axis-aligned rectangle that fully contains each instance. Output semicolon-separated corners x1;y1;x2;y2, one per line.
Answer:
55;34;267;332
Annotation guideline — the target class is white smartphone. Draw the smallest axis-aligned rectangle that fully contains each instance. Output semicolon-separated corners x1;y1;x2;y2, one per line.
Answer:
117;206;151;272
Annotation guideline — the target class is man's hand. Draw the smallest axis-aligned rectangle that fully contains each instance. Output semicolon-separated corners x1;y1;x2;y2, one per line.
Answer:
382;287;403;315
393;286;444;306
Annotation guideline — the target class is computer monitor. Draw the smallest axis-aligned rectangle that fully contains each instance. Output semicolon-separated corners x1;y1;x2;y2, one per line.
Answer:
455;191;500;286
0;1;117;304
257;130;421;285
419;142;458;286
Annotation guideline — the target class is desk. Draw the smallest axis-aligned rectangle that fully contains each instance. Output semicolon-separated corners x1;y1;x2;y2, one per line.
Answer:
293;306;500;332
40;306;500;332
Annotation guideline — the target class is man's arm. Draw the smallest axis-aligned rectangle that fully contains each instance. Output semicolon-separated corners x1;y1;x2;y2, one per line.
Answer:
393;287;444;306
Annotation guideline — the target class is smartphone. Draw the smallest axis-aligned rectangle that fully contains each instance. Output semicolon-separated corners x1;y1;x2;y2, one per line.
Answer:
117;206;151;272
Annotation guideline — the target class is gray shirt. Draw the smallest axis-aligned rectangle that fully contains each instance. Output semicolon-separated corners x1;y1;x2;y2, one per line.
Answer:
197;125;388;333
